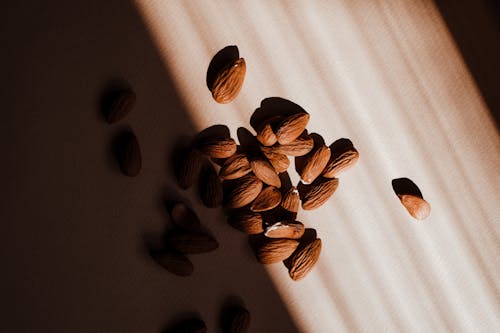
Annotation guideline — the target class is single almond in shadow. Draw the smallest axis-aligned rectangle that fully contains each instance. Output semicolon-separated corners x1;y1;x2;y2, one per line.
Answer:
220;303;251;333
99;78;133;122
227;209;264;234
150;249;194;277
113;130;141;177
166;230;219;254
174;145;205;190
170;202;201;231
198;162;223;208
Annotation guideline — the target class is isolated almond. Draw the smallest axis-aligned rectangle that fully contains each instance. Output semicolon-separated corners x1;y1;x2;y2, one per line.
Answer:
276;112;310;144
150;250;194;277
197;137;237;159
250;158;281;188
264;221;305;239
288;238;322;281
228;210;264;234
223;305;250;333
176;146;205;189
256;121;278;146
281;187;300;213
171;202;201;231
261;150;289;173
323;148;359;178
219;153;252;180
256;239;299;264
199;162;223;208
299;177;339;210
250;186;282;212
211;58;246;104
166;231;219;254
299;145;331;184
119;132;141;177
106;90;136;124
224;174;263;209
398;194;431;220
265;132;314;156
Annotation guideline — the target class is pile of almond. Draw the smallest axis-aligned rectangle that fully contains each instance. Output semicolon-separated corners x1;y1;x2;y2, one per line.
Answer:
175;109;359;281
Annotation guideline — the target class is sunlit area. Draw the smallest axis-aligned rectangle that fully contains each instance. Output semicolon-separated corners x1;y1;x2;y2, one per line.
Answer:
135;0;500;332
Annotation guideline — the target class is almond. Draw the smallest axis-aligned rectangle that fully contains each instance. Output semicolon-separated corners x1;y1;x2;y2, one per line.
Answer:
281;187;300;213
119;132;141;177
299;177;339;210
323;148;359;178
398;194;431;220
211;58;246;104
276;112;310;144
170;202;201;231
261;150;289;173
166;231;219;254
223;305;250;333
256;239;299;264
219;153;251;180
256;121;278;146
175;146;205;189
150;250;194;276
106;90;136;124
250;158;281;188
227;210;264;234
299;145;331;184
196;137;237;159
288;238;322;281
250;186;282;212
264;132;314;156
224;174;263;209
199;162;223;208
264;221;305;239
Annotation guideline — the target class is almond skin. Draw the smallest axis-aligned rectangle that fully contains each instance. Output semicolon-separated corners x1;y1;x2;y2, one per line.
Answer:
281;187;300;213
276;112;310;144
199;162;223;208
323;148;359;178
150;250;194;277
175;147;205;189
219;153;252;180
250;158;281;188
224;174;263;209
299;177;339;210
106;90;136;124
299;145;331;184
250;186;282;212
223;305;250;333
170;202;201;231
227;210;264;234
264;221;305;239
256;121;278;146
256;239;299;264
119;132;141;177
398;194;431;220
261;150;290;173
196;137;237;159
166;231;219;254
264;132;314;156
211;58;246;104
288;238;322;281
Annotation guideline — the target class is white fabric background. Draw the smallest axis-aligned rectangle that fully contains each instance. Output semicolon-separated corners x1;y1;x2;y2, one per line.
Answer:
136;1;500;332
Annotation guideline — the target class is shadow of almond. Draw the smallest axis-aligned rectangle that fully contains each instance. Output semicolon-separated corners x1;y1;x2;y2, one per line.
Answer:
391;177;423;198
162;312;205;333
206;45;240;91
250;97;308;132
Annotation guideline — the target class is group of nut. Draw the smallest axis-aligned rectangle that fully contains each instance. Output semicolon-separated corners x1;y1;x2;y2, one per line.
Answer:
175;108;359;281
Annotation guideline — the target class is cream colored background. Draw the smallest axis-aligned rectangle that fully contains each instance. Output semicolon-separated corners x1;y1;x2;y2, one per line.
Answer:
136;0;500;332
